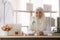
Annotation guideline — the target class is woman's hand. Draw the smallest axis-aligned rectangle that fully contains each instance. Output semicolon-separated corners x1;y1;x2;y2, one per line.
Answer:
32;29;44;35
35;31;44;35
39;31;44;35
32;29;36;33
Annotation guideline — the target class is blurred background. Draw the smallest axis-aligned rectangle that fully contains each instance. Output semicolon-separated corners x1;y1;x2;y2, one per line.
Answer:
0;0;60;36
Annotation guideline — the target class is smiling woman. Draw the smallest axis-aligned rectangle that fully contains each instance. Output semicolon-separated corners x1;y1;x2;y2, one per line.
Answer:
31;7;47;36
0;0;59;36
8;0;59;36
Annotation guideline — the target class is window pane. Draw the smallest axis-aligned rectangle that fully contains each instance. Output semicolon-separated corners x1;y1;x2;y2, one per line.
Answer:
17;12;30;26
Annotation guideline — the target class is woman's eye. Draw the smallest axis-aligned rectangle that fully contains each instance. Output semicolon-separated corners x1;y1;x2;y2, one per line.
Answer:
39;12;42;13
36;12;38;13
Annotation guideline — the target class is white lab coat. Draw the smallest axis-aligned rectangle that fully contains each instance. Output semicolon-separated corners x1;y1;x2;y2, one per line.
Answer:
0;0;13;36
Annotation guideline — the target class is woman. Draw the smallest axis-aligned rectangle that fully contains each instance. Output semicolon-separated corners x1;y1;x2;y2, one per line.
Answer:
32;7;47;35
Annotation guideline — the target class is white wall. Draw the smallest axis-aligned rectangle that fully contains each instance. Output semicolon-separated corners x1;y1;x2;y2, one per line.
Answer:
0;0;14;36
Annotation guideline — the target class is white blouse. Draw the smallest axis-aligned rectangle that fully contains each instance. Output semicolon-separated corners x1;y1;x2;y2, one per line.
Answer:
32;16;47;31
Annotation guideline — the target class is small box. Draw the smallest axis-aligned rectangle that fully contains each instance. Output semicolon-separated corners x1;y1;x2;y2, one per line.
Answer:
26;3;33;10
43;4;52;11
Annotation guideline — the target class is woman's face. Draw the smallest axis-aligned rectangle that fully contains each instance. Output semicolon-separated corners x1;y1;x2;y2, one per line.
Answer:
36;10;43;19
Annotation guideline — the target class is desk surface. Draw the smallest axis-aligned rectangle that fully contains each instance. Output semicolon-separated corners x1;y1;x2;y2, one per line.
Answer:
0;36;60;38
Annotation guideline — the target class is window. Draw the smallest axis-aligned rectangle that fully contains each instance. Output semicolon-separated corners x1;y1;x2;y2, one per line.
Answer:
11;0;59;28
10;0;59;33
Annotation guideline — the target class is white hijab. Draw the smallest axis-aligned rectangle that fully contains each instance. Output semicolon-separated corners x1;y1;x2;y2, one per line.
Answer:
32;7;47;31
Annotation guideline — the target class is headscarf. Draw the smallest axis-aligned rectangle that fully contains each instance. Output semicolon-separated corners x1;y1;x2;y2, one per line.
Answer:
35;7;45;19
